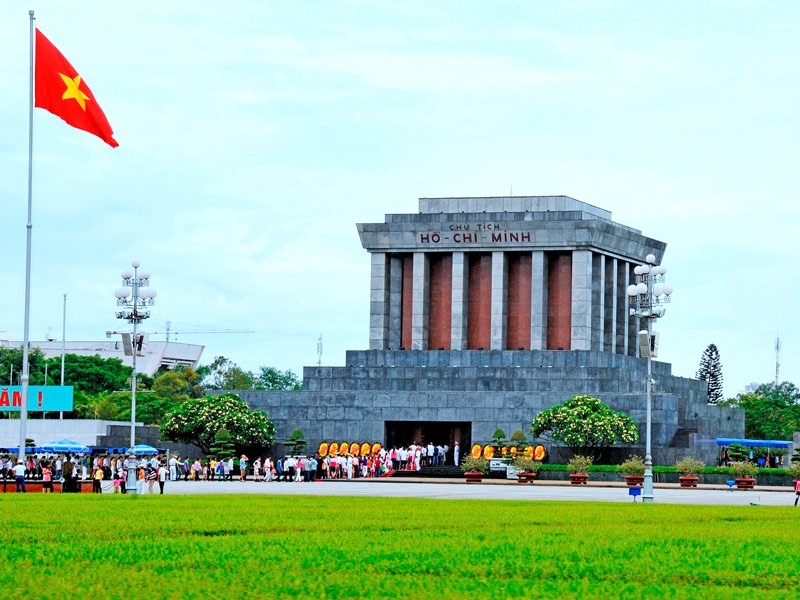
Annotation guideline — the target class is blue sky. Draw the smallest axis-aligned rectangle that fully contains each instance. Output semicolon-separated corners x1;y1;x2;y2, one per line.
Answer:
1;1;798;399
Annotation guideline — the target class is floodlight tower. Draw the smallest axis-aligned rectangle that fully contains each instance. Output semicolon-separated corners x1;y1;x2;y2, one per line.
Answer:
627;254;674;503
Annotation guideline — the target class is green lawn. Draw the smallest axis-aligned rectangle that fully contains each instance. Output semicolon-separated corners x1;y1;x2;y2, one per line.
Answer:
2;495;798;599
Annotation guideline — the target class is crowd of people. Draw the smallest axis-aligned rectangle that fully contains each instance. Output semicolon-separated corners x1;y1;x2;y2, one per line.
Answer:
177;442;462;483
1;453;170;494
1;440;463;492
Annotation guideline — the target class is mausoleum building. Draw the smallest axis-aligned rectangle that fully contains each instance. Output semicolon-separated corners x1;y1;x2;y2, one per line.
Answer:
236;196;743;465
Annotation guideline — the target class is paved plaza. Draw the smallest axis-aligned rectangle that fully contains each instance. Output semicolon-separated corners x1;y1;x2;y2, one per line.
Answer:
152;478;798;507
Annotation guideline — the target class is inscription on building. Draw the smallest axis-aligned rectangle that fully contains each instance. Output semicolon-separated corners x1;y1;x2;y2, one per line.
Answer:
419;224;532;245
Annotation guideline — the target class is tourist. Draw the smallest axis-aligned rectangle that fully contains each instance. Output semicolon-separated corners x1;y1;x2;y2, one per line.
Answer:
158;462;168;494
42;463;53;493
92;465;103;493
795;479;800;506
168;455;178;481
239;455;248;481
146;467;157;493
284;456;296;482
61;455;74;493
13;459;26;493
134;464;143;494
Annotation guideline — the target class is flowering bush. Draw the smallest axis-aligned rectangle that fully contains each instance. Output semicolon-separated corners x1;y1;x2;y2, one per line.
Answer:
617;455;646;475
675;457;705;476
729;461;758;478
461;456;489;474
529;394;639;457
161;393;276;453
512;457;542;474
567;454;593;474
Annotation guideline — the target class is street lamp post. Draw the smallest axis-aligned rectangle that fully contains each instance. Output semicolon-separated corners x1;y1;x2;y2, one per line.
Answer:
115;260;156;492
627;254;673;503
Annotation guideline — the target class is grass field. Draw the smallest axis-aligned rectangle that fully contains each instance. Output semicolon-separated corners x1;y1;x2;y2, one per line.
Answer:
2;495;798;599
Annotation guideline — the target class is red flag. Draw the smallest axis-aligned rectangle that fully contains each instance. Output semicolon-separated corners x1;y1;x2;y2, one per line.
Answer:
34;29;118;148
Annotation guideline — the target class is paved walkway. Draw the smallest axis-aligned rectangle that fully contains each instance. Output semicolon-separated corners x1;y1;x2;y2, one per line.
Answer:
152;478;799;506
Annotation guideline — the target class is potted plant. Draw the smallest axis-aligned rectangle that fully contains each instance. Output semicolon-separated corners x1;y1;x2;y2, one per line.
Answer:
461;456;489;483
512;456;541;484
617;455;645;487
729;460;758;489
567;454;593;485
675;457;704;487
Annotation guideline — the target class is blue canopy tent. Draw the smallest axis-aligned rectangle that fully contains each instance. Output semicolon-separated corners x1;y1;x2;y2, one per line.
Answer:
716;438;793;468
128;444;159;455
716;438;791;448
41;439;91;454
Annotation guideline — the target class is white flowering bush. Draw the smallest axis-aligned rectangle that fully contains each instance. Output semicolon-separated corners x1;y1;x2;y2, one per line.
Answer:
161;393;276;454
529;394;639;457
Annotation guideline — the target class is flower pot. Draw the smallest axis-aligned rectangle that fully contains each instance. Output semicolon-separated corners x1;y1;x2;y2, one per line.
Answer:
678;476;699;488
464;471;484;483
516;472;536;484
624;475;644;487
569;473;588;485
735;477;755;489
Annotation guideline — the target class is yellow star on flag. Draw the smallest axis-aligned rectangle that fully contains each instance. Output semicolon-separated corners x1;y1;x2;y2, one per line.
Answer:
59;72;90;111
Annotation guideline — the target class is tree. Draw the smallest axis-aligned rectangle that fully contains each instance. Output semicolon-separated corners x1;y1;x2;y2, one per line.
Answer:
254;366;302;391
202;357;255;390
153;367;205;403
49;353;133;395
208;427;236;459
696;344;724;404
160;393;275;454
0;346;47;385
529;394;639;459
488;428;508;454
719;382;800;440
283;428;307;455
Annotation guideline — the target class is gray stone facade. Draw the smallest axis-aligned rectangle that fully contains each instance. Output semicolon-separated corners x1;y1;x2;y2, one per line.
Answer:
234;196;743;466
236;349;742;465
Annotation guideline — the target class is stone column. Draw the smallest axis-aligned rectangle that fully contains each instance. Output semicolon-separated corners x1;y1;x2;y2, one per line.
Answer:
388;255;404;351
591;253;604;351
368;252;389;350
570;250;593;350
490;251;507;350
605;257;618;353
410;252;429;350
625;262;638;356
530;251;546;350
450;252;468;350
616;260;633;356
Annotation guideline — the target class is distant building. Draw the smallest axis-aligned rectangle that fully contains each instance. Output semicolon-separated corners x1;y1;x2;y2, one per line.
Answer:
0;338;204;377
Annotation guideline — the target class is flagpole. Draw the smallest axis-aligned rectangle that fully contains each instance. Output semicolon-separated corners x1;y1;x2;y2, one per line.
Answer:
19;9;36;459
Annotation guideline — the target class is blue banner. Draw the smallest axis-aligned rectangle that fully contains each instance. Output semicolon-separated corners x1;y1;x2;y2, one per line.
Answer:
0;386;74;411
